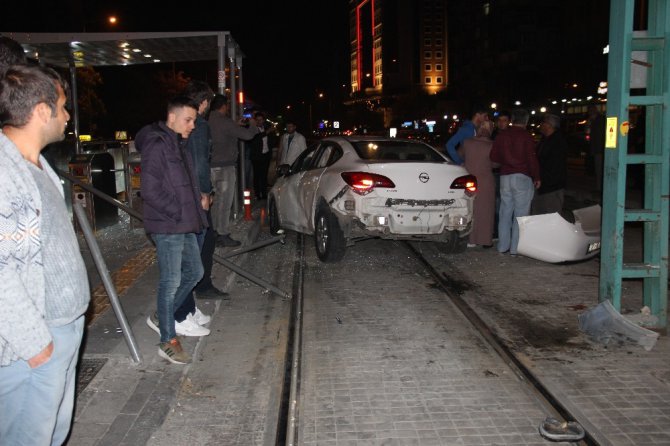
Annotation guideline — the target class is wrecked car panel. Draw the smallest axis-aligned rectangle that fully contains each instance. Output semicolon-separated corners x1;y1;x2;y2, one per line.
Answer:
516;205;602;263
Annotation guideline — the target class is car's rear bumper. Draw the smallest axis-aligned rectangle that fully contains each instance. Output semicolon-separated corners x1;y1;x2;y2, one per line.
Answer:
331;194;473;238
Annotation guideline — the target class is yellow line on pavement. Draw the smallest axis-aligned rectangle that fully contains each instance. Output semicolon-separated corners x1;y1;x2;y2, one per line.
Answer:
85;246;156;326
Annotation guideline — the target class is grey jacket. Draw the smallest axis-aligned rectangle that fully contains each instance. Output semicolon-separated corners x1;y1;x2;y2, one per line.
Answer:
208;111;258;167
0;133;57;365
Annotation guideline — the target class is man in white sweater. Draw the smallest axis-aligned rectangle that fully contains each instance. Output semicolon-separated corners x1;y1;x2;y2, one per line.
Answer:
277;120;307;167
0;65;90;445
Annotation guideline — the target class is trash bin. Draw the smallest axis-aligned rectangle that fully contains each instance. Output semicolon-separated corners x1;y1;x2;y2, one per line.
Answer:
125;152;143;229
68;152;118;230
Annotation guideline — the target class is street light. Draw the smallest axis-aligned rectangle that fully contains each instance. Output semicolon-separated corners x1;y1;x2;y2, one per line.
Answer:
108;16;118;25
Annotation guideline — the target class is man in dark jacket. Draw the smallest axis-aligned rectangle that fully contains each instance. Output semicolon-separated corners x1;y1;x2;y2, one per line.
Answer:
249;111;277;199
181;82;229;300
136;96;208;364
532;114;567;215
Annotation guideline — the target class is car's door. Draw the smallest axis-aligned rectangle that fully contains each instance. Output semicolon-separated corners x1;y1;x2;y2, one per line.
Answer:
276;144;319;230
296;141;341;231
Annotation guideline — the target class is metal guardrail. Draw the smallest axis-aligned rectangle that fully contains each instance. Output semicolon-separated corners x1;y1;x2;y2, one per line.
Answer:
58;169;291;361
73;202;142;363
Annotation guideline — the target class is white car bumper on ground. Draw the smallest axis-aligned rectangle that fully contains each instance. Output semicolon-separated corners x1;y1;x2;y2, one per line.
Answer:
516;205;601;263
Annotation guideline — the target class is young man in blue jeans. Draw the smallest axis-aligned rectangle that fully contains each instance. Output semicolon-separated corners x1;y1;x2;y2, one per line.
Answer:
136;96;208;364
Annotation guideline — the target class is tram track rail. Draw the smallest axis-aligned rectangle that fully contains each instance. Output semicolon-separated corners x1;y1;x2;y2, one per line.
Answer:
275;235;604;445
276;233;306;446
404;241;602;446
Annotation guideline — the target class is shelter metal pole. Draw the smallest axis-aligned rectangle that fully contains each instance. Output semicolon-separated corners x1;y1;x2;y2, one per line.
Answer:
228;42;242;218
73;203;142;363
68;61;81;154
237;53;246;202
217;33;226;95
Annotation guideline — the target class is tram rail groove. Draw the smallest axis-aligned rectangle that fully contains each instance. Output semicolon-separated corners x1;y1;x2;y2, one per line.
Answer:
276;234;306;446
405;241;602;446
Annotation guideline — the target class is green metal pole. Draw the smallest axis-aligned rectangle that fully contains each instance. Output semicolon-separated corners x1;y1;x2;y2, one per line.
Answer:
600;0;634;309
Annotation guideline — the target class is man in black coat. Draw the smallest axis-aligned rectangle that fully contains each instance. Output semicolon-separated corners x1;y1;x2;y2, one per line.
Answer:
248;111;277;199
531;114;567;215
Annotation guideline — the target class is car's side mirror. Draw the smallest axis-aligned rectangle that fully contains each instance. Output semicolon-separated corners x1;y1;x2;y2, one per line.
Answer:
276;164;291;177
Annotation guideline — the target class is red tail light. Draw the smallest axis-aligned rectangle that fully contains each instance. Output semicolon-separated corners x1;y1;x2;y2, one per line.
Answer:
450;174;477;196
341;172;396;195
132;165;141;174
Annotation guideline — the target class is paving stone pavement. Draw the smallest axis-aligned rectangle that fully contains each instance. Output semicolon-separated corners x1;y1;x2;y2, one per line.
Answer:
416;236;670;446
298;239;557;446
64;178;670;446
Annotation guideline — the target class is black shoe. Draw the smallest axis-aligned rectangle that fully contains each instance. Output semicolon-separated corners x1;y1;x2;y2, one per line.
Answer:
196;286;231;300
216;234;241;247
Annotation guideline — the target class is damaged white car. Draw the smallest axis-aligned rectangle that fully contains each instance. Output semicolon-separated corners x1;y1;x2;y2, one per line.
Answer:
267;136;476;262
516;204;602;263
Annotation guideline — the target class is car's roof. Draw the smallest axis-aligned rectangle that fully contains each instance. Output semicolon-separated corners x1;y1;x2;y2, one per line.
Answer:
323;136;428;145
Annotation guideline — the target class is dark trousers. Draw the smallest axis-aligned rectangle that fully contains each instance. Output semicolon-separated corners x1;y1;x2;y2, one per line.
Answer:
252;153;271;198
174;210;215;322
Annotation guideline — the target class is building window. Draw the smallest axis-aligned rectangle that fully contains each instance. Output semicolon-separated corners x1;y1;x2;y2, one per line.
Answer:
435;64;442;71
425;77;432;84
425;26;432;33
435;39;443;47
424;51;432;59
436;77;443;84
435;51;442;59
424;39;431;46
425;64;432;71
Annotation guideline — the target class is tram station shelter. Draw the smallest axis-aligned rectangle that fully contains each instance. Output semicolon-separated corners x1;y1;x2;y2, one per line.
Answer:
4;31;246;151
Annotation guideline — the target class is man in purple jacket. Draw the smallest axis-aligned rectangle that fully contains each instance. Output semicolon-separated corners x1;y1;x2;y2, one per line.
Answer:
136;96;208;364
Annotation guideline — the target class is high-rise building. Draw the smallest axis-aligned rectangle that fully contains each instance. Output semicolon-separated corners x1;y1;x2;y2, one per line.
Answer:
349;0;449;97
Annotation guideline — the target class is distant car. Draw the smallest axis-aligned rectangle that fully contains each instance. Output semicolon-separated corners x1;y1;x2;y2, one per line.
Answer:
267;136;477;262
516;205;601;263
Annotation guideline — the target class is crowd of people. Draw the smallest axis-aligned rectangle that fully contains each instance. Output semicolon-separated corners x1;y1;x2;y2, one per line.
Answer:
445;105;588;256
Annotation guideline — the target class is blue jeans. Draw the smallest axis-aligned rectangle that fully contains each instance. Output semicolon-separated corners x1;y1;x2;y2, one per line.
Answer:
498;173;535;254
152;233;204;342
173;228;206;323
0;316;85;446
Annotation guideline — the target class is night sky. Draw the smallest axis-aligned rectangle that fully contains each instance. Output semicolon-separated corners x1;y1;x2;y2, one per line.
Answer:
3;1;613;136
2;0;351;118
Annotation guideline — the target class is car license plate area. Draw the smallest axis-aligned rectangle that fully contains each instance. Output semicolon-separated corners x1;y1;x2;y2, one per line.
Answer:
386;209;446;234
587;241;601;253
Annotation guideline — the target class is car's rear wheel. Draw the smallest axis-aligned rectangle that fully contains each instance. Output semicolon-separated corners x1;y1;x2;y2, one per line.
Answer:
314;206;346;262
268;197;281;235
443;230;468;254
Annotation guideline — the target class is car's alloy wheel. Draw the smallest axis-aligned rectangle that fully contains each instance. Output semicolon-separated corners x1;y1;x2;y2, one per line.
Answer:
314;206;346;262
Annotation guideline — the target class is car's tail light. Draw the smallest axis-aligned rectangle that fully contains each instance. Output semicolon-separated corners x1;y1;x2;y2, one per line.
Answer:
341;172;396;195
450;174;477;196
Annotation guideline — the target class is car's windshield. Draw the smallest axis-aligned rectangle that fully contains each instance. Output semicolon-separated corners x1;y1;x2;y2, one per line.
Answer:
351;140;446;162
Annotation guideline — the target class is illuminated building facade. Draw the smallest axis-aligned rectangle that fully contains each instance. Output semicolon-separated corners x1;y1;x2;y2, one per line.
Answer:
349;0;449;97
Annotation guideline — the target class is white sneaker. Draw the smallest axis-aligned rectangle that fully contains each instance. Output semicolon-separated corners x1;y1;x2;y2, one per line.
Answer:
175;316;210;337
192;307;211;326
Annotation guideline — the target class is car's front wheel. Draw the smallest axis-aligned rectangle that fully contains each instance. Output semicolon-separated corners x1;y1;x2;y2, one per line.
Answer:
314;206;346;262
443;230;468;254
268;197;281;235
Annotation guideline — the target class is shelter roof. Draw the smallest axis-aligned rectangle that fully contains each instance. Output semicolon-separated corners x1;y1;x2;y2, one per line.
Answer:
5;32;241;67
